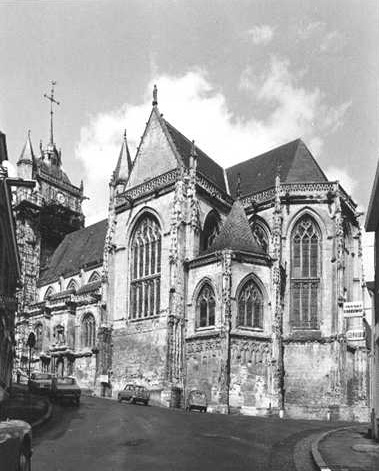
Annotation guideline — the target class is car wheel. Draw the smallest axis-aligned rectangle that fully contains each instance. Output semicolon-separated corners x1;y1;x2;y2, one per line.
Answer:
118;396;122;403
18;441;31;471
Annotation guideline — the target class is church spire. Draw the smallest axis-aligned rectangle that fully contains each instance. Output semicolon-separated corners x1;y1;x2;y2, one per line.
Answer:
113;129;133;185
44;80;60;147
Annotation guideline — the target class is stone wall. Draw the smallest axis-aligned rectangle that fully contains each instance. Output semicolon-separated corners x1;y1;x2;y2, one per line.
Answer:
111;317;169;401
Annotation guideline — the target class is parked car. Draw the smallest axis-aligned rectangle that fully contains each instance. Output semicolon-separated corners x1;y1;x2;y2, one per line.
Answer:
28;372;54;395
118;384;149;405
51;377;81;405
186;389;207;413
0;419;32;470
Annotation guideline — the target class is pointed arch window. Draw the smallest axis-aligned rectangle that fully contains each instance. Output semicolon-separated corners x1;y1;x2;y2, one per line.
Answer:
130;214;161;319
196;284;216;328
237;279;263;329
88;271;101;283
44;286;55;300
81;313;96;348
66;279;78;291
290;216;321;329
200;210;221;252
250;219;269;253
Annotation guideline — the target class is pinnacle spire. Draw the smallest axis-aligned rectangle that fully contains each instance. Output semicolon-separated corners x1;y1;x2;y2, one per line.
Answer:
114;129;133;184
18;130;35;164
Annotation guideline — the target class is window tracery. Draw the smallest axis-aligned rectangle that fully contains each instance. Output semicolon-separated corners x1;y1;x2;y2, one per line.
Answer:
130;214;161;319
44;286;54;300
81;313;96;348
250;219;269;253
237;279;263;329
88;271;100;283
34;323;43;352
196;284;215;328
290;216;320;329
200;210;221;252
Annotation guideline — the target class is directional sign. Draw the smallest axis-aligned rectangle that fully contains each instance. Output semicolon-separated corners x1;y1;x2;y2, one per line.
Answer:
343;301;363;318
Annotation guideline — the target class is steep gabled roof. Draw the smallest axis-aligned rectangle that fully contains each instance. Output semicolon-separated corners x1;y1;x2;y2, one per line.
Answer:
209;199;265;254
226;139;328;198
39;219;107;285
164;121;227;192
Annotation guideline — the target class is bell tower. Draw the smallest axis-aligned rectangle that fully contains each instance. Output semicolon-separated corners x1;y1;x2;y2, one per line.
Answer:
12;81;85;311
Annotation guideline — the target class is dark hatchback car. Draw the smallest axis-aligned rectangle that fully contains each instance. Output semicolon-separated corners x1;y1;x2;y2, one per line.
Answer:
118;384;149;405
28;372;54;395
186;390;207;413
52;377;81;405
0;419;32;471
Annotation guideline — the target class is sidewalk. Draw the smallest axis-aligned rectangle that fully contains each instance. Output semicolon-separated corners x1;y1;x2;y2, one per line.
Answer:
1;383;52;428
314;425;379;471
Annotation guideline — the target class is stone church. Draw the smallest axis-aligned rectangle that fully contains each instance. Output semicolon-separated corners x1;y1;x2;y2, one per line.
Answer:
13;87;369;421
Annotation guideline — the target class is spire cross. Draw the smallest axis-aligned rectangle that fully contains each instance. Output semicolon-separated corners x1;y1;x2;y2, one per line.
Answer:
44;81;60;146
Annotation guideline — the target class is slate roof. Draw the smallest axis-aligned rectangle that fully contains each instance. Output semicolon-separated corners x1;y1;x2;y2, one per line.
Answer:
226;139;328;198
36;158;72;185
39;219;107;285
209;199;265;254
164;120;227;192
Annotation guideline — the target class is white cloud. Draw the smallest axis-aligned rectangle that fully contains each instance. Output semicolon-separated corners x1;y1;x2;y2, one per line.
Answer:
246;25;275;45
76;62;351;223
297;21;326;40
320;31;346;54
325;165;357;195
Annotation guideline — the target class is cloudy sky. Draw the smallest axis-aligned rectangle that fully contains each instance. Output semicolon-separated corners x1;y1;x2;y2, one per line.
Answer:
0;0;378;274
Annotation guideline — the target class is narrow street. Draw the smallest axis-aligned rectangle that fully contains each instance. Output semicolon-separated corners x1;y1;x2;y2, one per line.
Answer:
32;396;338;471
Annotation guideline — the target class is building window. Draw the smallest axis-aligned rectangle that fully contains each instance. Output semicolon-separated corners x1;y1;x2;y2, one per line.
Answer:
196;284;216;328
34;323;43;352
130;214;161;319
81;313;96;348
54;325;65;345
250;219;269;253
88;271;100;283
290;216;320;329
237;279;263;329
200;210;221;252
66;279;78;291
44;286;54;300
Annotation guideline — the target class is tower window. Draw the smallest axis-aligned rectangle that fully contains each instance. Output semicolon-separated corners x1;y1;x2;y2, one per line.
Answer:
196;284;216;328
290;216;320;329
237;279;263;329
81;313;96;348
129;214;161;319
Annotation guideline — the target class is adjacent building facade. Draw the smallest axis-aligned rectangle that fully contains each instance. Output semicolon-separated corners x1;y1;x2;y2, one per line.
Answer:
15;91;370;420
365;161;379;439
0;131;20;402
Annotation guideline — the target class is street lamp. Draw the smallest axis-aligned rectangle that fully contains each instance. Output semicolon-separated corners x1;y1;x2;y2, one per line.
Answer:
26;332;36;382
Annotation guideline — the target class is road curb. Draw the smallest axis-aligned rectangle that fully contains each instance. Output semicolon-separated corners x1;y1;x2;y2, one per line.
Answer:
311;425;356;471
30;396;53;429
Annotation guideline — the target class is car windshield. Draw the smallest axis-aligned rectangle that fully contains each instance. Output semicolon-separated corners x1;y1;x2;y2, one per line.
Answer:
57;378;76;385
124;385;134;390
190;391;205;398
32;373;52;380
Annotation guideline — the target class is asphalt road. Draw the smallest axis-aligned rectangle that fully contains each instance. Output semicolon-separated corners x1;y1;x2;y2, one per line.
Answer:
32;396;340;471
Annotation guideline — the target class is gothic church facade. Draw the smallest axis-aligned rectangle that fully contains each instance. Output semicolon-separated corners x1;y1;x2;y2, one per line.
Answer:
15;91;369;421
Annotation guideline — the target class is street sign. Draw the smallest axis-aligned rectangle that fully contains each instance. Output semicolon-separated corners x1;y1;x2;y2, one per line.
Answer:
343;301;363;318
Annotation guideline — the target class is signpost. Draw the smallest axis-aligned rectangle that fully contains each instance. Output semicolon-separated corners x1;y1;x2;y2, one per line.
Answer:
343;301;365;340
26;332;36;381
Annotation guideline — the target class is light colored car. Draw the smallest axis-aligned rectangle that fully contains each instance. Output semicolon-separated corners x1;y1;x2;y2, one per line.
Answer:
118;384;149;405
52;377;81;405
186;389;207;413
0;419;32;470
28;372;54;395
